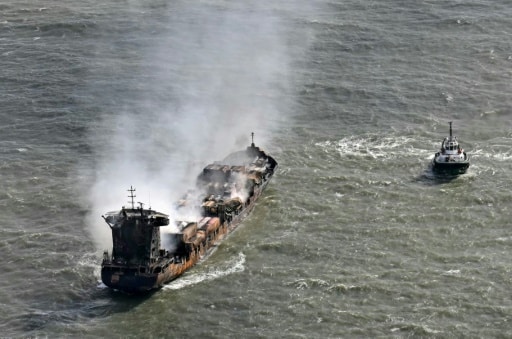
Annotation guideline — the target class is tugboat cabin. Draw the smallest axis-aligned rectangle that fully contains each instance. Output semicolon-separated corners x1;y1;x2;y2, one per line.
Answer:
441;137;460;153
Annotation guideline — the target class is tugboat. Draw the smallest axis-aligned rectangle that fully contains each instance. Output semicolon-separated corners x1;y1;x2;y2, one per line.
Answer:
100;134;277;293
432;122;470;175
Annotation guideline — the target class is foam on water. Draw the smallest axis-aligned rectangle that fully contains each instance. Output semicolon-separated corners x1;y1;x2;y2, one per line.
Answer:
163;252;246;291
316;134;432;160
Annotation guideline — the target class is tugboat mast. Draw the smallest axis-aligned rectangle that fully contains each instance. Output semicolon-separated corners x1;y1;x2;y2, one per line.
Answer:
128;186;136;209
251;132;255;147
449;121;453;139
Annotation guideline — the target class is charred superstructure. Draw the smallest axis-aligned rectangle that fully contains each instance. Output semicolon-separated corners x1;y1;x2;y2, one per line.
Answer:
101;135;277;293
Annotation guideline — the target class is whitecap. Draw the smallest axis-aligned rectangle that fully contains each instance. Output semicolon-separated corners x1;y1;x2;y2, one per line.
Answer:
442;269;461;276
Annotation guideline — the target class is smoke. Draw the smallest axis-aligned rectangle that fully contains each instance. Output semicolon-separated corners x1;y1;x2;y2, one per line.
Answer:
229;172;251;204
85;3;297;250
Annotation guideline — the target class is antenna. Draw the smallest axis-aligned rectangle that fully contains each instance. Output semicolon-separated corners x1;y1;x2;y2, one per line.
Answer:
127;186;136;209
251;132;255;147
449;121;453;139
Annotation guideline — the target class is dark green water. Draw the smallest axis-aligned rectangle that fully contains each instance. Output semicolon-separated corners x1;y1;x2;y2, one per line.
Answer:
1;0;512;337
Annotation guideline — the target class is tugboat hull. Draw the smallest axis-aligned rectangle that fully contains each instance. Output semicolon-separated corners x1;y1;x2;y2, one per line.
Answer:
432;152;470;175
432;159;470;175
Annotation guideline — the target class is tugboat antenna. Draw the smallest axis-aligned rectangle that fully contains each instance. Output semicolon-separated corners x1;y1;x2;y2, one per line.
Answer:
251;132;255;147
449;121;453;139
127;186;136;209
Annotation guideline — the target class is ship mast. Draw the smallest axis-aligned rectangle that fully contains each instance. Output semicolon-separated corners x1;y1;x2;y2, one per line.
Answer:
449;121;453;139
251;132;255;147
128;186;136;209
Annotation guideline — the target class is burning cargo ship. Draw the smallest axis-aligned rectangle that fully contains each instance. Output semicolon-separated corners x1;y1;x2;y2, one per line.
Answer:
100;135;277;293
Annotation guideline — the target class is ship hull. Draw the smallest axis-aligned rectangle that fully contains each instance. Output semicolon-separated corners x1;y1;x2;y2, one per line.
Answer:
101;256;197;293
100;143;277;293
101;183;271;293
101;268;160;293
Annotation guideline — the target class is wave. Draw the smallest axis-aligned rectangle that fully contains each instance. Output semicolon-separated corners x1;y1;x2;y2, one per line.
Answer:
316;134;432;160
163;252;246;291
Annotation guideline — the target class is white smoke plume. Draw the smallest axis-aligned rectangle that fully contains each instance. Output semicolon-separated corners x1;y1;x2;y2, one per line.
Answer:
84;3;297;251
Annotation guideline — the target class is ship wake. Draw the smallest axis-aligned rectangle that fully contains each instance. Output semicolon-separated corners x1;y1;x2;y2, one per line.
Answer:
163;252;246;291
